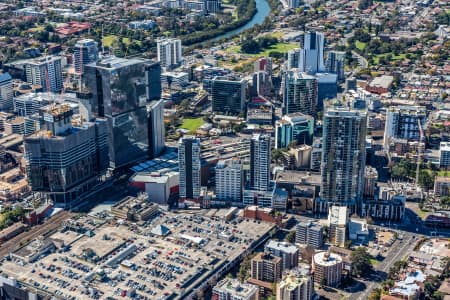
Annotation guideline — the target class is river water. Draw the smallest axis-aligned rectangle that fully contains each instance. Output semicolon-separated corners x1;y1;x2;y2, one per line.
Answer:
212;0;271;41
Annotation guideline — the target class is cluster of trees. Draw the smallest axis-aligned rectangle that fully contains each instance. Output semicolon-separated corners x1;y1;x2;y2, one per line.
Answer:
350;247;373;277
0;206;25;230
391;159;435;190
182;0;256;45
436;10;450;25
240;36;278;54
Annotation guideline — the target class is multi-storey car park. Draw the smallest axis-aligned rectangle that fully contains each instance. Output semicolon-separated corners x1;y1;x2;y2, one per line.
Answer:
0;208;275;300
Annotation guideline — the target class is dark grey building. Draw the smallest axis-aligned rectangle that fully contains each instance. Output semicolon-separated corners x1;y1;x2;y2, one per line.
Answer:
83;57;162;169
211;76;247;115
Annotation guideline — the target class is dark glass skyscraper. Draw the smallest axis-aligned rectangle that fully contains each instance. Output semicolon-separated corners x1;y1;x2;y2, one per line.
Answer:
84;57;162;169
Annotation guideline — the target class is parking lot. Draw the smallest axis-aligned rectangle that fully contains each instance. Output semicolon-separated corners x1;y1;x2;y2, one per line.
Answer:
0;209;274;300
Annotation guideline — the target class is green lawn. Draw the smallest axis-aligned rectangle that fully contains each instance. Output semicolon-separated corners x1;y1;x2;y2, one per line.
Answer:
180;118;204;133
29;26;45;32
437;170;450;177
225;42;298;56
369;258;379;266
373;53;408;64
416;209;429;220
355;40;367;51
102;35;133;47
259;42;298;56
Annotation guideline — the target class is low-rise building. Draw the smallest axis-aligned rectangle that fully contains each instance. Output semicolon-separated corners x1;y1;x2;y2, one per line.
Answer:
111;194;159;222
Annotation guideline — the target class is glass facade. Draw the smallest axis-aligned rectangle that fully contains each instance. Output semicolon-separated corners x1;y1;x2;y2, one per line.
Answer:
84;57;162;169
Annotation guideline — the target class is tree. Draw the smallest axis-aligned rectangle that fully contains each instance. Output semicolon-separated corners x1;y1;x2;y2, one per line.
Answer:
350;247;372;277
241;39;260;54
238;255;252;282
419;170;435;191
368;288;381;300
285;230;296;243
272;149;284;164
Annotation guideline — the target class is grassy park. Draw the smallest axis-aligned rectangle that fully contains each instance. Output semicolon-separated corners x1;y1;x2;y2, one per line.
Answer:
180;118;204;133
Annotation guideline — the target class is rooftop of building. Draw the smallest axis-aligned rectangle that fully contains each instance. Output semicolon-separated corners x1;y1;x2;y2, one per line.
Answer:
328;206;348;226
131;148;179;174
111;194;157;212
253;252;282;263
314;251;343;266
348;218;369;235
213;278;258;297
25;55;61;65
369;75;394;89
279;267;311;290
265;240;298;254
212;75;246;83
286;70;317;80
0;210;275;300
282;112;314;123
275;170;321;186
90;56;149;70
387;105;427;113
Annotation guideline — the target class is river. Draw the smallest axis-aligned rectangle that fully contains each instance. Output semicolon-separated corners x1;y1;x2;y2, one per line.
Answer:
212;0;271;41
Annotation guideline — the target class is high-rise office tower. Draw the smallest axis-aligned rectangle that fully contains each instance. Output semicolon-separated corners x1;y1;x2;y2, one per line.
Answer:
145;61;162;101
0;73;13;112
275;113;314;149
252;71;272;97
316;73;338;111
25;56;63;92
215;159;243;204
157;38;182;69
384;105;426;144
178;136;201;201
24;104;109;207
325;51;345;82
287;48;301;70
84;57;162;169
283;71;318;116
277;267;314;300
320;101;367;212
250;134;271;191
147;99;165;159
211;76;247;115
298;32;325;74
74;39;99;74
